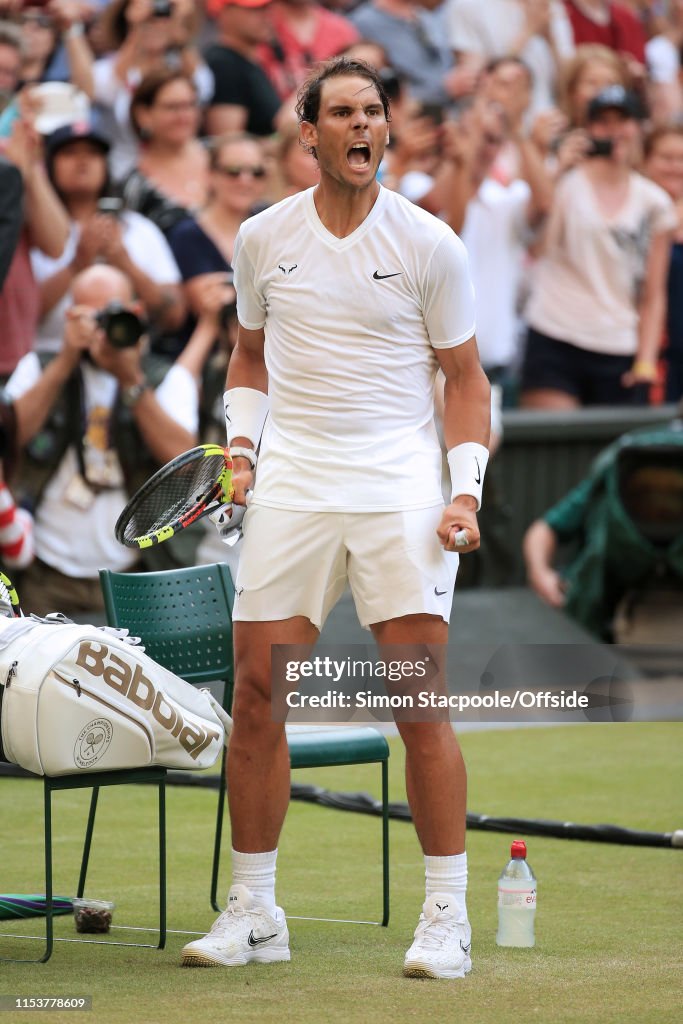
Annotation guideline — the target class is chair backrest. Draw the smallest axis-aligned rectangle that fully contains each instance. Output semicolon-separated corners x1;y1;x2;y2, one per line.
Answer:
99;563;235;711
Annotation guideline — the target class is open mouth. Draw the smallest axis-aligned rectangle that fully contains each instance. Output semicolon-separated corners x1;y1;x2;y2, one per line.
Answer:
347;142;371;170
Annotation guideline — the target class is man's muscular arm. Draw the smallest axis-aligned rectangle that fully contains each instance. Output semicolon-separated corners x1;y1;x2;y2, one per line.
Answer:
435;335;490;552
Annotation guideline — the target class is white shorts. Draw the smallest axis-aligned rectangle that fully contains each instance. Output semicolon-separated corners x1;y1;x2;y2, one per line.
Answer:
233;505;459;630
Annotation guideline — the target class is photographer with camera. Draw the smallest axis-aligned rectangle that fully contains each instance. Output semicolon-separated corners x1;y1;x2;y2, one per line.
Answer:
4;262;198;617
528;44;633;175
520;84;677;409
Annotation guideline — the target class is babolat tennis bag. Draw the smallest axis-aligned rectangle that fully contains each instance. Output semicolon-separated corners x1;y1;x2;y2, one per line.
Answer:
0;614;230;776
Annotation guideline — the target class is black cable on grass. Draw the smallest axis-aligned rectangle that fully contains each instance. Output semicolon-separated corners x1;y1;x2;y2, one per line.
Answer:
288;783;683;849
2;763;680;849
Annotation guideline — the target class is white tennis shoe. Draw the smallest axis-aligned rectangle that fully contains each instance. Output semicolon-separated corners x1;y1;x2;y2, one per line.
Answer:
181;884;290;967
403;894;472;979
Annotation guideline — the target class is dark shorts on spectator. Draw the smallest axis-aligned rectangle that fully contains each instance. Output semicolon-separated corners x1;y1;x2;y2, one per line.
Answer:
521;327;649;406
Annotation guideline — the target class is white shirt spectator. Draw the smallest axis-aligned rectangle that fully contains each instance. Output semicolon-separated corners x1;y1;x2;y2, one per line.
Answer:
31;210;181;354
5;354;197;577
447;0;574;113
527;167;677;355
460;177;531;370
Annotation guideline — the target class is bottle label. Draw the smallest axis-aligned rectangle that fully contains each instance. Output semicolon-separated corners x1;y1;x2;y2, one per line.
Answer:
498;887;536;908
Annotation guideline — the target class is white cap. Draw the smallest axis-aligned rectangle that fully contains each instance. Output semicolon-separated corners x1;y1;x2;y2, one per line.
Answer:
32;82;91;136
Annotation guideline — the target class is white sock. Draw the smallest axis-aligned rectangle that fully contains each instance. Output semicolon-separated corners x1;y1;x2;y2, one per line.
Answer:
231;848;278;915
425;852;468;920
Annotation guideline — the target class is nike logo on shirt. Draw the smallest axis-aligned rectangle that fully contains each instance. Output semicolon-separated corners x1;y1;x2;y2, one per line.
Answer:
373;270;402;280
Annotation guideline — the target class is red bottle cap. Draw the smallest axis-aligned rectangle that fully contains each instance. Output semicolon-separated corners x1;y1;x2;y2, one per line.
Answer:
511;840;527;858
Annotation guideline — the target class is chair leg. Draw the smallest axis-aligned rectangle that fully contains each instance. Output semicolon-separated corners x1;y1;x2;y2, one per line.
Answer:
158;781;166;950
77;787;100;898
210;751;227;912
42;782;54;963
0;782;54;963
381;759;390;927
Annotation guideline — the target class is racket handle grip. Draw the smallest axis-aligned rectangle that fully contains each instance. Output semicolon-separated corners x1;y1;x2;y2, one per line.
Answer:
452;529;469;548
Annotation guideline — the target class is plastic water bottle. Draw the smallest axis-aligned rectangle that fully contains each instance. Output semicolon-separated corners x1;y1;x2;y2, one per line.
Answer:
496;840;537;947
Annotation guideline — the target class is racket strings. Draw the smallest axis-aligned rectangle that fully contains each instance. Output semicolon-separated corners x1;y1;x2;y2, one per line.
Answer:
122;453;227;542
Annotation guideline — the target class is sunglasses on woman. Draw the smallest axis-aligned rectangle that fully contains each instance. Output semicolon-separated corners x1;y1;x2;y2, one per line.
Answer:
214;165;267;180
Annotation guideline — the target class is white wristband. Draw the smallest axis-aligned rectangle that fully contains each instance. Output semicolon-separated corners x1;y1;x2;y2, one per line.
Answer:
447;442;489;511
224;388;269;449
229;445;257;470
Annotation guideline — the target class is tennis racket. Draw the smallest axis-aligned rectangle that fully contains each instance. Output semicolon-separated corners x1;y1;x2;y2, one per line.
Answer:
115;444;234;549
0;570;21;617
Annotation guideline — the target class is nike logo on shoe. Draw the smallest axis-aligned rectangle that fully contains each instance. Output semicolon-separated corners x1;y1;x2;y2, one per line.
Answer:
434;587;448;596
248;930;278;947
460;939;471;955
435;902;449;912
474;457;481;485
373;270;402;280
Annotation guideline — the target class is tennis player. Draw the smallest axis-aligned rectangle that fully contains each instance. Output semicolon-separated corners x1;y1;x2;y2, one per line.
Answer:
182;57;491;980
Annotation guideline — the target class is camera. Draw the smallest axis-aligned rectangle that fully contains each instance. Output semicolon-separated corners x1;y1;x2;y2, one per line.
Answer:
95;302;146;349
152;0;173;17
586;137;613;159
97;197;124;219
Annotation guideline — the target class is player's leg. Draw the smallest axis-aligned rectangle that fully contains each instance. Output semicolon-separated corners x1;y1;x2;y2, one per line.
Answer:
181;616;316;968
372;612;471;980
371;614;465;855
182;507;346;968
228;618;318;853
348;509;469;979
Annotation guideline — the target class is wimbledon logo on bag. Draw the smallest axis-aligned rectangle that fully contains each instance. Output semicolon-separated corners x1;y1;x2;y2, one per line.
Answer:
75;641;221;760
74;718;113;768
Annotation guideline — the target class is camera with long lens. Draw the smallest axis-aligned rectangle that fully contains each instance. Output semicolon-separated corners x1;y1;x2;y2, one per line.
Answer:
95;301;146;349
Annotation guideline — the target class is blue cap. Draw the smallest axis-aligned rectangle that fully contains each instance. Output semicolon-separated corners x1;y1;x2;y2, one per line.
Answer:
587;85;644;123
45;121;111;157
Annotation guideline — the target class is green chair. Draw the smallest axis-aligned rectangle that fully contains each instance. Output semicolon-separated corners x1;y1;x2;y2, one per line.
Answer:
99;563;390;927
2;564;233;963
0;764;166;964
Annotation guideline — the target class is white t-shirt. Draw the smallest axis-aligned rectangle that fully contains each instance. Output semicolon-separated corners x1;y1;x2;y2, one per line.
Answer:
234;186;476;513
31;210;181;354
527;167;676;355
460;177;530;370
447;0;574;113
646;34;680;84
5;355;198;577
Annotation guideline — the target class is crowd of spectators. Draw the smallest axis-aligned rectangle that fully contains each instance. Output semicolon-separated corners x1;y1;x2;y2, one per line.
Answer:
0;0;682;615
